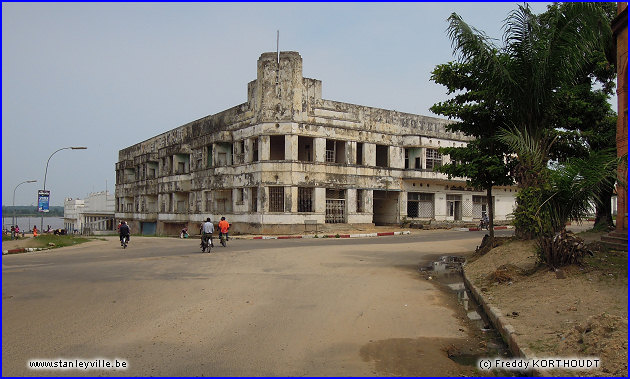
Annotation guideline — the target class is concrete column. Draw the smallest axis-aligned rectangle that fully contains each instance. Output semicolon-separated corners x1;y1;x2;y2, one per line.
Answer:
434;191;446;221
314;137;326;163
348;188;357;214
421;147;427;170
365;143;376;166
286;135;298;161
366;189;374;215
314;187;326;213
260;135;270;161
347;141;357;165
245;138;253;163
390;146;404;169
261;186;269;213
289;186;298;213
400;191;408;220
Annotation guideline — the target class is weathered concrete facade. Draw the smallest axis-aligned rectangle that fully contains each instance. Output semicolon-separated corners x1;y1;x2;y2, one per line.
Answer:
115;52;517;235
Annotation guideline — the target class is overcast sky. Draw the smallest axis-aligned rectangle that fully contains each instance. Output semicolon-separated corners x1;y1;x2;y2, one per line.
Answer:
3;2;566;206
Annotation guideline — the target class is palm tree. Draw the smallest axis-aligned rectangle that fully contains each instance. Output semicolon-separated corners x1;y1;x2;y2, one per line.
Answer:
445;3;612;238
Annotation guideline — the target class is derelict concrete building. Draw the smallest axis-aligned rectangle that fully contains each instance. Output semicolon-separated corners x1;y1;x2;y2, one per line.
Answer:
115;51;517;235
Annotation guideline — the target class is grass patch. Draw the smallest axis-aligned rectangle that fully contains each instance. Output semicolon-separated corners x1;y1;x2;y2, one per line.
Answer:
581;249;628;283
30;235;92;249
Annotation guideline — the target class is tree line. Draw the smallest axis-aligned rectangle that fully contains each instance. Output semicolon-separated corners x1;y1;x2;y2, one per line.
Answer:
2;205;64;217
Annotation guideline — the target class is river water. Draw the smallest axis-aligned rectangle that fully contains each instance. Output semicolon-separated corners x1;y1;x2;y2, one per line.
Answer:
2;216;64;232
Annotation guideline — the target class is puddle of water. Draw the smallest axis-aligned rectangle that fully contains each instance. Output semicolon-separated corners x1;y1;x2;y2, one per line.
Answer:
419;255;514;367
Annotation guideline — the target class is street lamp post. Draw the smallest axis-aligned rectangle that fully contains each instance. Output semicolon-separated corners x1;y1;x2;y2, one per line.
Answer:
40;146;87;232
13;180;37;230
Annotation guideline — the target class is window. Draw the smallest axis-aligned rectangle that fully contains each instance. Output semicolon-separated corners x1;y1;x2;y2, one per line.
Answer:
376;145;388;167
298;187;313;212
252;138;259;162
250;187;258;212
298;136;314;162
214;190;233;213
269;187;284;212
356;142;364;165
404;149;409;169
357;189;364;213
426;149;442;170
236;188;244;204
270;136;285;160
325;189;346;223
325;140;335;163
407;192;435;218
234;141;245;164
216;143;232;166
326;139;346;164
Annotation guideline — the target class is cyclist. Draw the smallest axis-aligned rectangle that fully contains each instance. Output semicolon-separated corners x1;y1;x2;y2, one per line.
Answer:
200;218;214;248
119;221;130;246
218;216;230;244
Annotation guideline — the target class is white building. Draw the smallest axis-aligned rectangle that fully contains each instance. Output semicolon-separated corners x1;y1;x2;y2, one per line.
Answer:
116;52;518;235
64;191;115;235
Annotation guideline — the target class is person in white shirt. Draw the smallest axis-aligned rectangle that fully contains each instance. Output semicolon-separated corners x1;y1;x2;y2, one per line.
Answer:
200;218;214;247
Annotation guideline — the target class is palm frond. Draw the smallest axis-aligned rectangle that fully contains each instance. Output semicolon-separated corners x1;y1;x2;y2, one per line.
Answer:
446;13;513;88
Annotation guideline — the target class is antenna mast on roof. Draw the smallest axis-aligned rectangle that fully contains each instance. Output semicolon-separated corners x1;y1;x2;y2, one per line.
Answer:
275;30;280;85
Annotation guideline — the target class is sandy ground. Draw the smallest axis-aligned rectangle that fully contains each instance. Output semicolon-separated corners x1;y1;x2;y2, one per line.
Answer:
464;232;628;377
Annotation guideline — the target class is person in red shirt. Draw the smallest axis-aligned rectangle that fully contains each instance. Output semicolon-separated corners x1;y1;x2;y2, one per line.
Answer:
218;217;230;242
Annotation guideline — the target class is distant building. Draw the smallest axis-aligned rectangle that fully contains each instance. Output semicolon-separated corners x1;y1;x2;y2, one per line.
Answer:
115;52;518;235
64;191;115;234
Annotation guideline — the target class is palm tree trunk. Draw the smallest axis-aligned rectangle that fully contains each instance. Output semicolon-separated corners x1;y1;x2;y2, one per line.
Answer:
486;186;495;240
594;183;615;229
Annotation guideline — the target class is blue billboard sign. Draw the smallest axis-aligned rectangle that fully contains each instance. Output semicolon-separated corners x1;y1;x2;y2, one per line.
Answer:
38;190;50;212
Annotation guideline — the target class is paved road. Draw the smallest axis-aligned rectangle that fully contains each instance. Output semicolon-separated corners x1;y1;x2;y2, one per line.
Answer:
2;230;509;376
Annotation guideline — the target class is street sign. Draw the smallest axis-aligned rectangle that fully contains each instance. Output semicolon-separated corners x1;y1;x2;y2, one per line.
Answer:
38;190;50;212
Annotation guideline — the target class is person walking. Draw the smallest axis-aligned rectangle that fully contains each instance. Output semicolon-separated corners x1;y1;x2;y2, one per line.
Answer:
33;225;38;237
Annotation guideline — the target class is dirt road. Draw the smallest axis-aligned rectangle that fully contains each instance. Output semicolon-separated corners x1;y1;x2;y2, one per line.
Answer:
2;232;492;376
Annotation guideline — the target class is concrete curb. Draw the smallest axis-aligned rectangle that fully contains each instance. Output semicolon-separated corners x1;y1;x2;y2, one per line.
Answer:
246;230;411;240
459;225;514;232
462;269;543;376
2;247;50;255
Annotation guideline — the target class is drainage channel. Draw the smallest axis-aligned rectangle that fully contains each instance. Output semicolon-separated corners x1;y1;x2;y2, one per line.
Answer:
418;255;522;375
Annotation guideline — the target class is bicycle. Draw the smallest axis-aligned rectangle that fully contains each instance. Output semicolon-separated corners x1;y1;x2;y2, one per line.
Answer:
200;235;212;253
121;235;129;249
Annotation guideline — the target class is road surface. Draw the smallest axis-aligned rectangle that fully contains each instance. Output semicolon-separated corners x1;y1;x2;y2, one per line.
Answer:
2;230;507;376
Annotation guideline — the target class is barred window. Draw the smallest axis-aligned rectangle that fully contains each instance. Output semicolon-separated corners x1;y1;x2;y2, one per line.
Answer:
269;187;284;212
407;192;435;218
426;149;442;170
298;187;313;213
